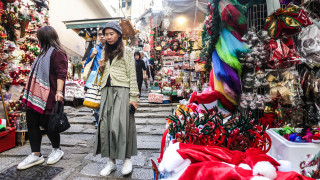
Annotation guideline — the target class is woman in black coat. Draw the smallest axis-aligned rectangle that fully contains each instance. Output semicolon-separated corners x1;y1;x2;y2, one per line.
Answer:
134;51;146;95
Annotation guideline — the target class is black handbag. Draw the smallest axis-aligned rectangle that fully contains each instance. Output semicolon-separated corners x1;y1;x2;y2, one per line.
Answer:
48;102;70;133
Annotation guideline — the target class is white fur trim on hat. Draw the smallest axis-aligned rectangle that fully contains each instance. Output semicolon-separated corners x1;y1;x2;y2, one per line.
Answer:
238;163;252;170
252;161;277;180
277;160;292;172
159;142;185;173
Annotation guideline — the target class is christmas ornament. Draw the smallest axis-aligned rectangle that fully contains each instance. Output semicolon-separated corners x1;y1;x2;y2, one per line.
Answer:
264;4;312;39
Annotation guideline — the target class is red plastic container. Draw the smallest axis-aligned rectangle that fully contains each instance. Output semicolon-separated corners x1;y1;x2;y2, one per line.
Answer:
0;127;16;153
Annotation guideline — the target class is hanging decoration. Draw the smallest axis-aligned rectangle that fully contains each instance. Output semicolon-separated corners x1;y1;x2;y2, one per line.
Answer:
264;4;312;39
199;0;221;70
163;18;170;30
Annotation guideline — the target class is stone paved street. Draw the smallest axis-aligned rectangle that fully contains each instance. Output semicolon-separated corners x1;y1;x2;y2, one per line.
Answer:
0;88;178;179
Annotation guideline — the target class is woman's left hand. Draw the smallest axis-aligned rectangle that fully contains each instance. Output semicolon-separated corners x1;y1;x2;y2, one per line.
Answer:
55;91;64;102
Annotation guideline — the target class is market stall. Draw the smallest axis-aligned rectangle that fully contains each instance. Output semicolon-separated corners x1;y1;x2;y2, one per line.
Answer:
153;0;320;179
148;30;208;103
0;0;49;149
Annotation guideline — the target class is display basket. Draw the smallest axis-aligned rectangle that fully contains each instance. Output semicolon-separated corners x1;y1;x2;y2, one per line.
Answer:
267;128;320;173
0;127;16;152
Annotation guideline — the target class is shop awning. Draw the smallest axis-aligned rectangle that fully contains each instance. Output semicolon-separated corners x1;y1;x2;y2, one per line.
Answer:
63;17;123;29
63;18;137;38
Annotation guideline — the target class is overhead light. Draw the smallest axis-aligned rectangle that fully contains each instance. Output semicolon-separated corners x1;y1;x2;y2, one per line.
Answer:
177;16;186;25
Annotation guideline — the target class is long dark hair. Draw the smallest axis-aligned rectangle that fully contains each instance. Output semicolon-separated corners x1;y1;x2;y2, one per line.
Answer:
134;51;141;60
37;26;65;57
104;29;124;61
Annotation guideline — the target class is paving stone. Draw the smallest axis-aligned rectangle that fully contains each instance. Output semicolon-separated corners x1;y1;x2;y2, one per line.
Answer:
83;128;97;134
0;145;32;156
69;117;95;124
68;112;91;117
63;153;87;160
84;153;109;164
138;142;160;151
137;135;163;143
62;124;85;134
0;157;24;172
50;158;82;169
135;118;167;125
64;106;77;113
52;169;73;180
139;103;179;108
79;163;106;177
137;125;166;135
131;168;153;180
135;113;170;118
42;136;83;147
137;107;176;112
77;107;93;112
71;176;99;180
67;134;95;141
131;151;147;166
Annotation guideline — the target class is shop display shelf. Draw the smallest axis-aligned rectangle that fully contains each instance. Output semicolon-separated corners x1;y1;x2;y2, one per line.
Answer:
266;128;320;173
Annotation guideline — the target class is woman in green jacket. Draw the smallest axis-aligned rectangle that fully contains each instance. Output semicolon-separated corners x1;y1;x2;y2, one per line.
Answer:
94;21;139;176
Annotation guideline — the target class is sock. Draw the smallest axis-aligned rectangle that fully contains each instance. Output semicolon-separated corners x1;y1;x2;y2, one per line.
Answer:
110;159;116;163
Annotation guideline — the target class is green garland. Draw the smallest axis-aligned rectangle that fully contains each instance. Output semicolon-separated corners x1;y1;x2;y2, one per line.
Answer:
199;0;222;71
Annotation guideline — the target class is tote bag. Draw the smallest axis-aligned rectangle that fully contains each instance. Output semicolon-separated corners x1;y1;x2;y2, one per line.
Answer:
83;70;103;109
85;70;101;89
82;55;96;81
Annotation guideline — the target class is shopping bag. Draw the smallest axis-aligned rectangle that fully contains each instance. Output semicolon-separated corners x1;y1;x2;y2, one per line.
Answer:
48;102;70;133
83;70;103;109
85;70;101;89
82;55;96;81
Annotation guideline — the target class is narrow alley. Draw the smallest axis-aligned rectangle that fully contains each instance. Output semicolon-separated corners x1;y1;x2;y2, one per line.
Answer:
0;87;177;180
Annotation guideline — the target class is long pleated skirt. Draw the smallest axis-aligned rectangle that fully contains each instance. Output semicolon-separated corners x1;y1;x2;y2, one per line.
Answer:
93;86;137;160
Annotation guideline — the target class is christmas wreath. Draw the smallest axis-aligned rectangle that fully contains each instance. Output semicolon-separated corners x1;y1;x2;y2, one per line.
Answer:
180;37;193;52
169;39;181;52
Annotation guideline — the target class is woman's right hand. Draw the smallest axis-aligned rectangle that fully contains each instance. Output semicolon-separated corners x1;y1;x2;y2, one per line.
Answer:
98;59;105;67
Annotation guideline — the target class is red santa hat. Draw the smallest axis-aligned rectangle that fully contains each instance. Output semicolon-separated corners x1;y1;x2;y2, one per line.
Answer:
159;143;311;180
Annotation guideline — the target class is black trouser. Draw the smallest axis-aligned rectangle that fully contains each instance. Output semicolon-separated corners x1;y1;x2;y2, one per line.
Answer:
137;73;143;95
150;66;155;80
26;109;60;152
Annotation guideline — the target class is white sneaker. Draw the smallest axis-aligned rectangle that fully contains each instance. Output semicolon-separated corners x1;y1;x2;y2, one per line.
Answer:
47;149;64;165
100;161;117;176
17;153;44;170
121;158;132;175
